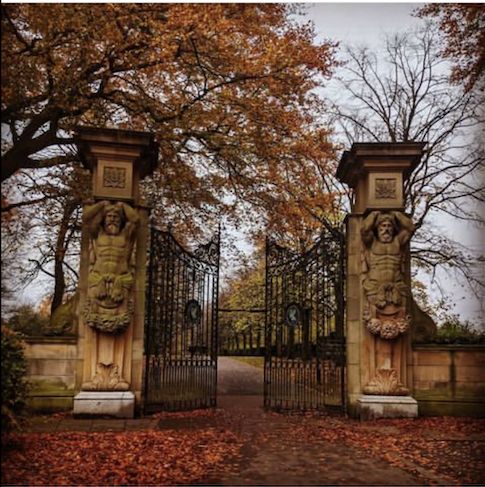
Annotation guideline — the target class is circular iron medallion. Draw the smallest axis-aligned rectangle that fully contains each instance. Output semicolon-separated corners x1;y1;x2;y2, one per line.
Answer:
285;303;301;327
185;299;201;325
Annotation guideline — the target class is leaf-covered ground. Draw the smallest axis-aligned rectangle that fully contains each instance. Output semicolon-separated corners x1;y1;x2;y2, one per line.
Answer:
269;414;485;485
2;407;484;486
1;415;243;486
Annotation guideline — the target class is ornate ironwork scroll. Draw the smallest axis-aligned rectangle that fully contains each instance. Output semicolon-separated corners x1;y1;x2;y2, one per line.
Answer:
264;228;346;412
143;227;220;412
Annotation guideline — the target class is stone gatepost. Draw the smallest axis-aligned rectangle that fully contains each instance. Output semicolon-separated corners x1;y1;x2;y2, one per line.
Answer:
73;127;158;418
336;142;425;419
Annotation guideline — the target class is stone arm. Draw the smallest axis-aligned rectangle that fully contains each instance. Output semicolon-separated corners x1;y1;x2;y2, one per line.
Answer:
361;211;379;246
116;202;139;242
83;200;109;238
393;211;415;246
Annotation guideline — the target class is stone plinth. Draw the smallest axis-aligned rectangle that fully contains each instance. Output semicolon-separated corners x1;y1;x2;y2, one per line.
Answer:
357;395;418;420
73;391;135;418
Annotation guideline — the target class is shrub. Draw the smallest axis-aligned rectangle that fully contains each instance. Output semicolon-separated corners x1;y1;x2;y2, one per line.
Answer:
1;324;30;430
435;315;485;344
8;304;50;336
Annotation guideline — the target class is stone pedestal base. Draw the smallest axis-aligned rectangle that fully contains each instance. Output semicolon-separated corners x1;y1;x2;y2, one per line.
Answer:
73;391;135;418
357;395;418;420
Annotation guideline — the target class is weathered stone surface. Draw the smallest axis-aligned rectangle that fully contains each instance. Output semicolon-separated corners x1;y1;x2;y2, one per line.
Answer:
346;364;362;396
346;320;361;344
30;375;75;392
28;395;74;414
357;394;418;420
24;342;78;360
412;347;485;417
346;342;360;365
413;364;451;382
455;350;485;366
29;358;76;376
412;350;451;366
363;369;409;395
76;128;155;398
417;399;485;417
338;144;425;411
73;391;135;418
456;365;485;382
361;210;414;341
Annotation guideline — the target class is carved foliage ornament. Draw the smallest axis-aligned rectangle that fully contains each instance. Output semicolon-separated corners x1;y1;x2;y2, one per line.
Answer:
82;363;129;391
375;178;397;199
362;368;409;396
364;308;410;340
103;166;127;189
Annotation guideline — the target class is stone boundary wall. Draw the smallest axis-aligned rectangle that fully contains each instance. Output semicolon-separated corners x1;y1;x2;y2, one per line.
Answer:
412;344;485;417
24;336;80;413
23;337;485;416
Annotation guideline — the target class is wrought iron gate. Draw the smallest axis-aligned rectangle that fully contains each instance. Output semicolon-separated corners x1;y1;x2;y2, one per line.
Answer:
265;228;346;412
144;227;220;412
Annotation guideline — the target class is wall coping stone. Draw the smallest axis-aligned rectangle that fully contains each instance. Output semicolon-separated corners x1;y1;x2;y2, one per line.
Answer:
413;343;485;351
25;336;77;345
28;391;75;397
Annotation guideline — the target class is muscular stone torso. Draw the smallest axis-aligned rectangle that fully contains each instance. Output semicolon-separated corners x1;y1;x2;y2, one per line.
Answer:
92;232;131;275
368;238;403;284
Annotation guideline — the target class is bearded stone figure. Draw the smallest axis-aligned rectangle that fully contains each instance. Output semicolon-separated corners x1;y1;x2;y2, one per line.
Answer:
361;210;415;395
84;201;139;334
82;200;139;391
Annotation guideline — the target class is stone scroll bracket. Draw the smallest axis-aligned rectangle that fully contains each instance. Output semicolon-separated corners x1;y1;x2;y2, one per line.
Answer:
73;127;158;418
336;142;426;419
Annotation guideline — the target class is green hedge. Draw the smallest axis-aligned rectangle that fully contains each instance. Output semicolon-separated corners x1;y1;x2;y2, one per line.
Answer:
1;324;30;429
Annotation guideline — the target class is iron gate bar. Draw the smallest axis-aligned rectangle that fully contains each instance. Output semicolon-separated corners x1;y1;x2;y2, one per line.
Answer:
264;228;346;412
144;226;220;412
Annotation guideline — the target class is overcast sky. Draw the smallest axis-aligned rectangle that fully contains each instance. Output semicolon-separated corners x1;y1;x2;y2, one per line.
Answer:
307;2;421;46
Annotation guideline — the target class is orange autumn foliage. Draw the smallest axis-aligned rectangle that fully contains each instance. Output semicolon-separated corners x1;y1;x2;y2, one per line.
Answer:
2;4;340;242
418;4;485;91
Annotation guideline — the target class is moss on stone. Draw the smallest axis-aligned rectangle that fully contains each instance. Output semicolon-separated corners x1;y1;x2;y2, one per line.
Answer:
418;400;485;417
27;395;74;413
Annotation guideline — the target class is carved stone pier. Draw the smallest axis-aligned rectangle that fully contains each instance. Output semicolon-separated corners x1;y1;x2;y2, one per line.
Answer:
336;142;425;419
73;127;158;418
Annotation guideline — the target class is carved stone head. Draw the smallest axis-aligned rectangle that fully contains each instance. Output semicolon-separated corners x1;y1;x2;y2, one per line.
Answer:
376;213;396;243
104;205;124;235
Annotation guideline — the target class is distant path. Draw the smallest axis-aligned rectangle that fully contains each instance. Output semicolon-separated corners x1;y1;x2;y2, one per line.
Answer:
217;356;264;396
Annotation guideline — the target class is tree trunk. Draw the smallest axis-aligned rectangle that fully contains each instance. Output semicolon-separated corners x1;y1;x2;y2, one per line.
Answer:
50;201;77;314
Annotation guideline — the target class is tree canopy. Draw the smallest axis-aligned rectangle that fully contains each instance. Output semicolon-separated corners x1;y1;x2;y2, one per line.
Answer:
417;4;484;91
2;4;338;228
2;3;342;310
